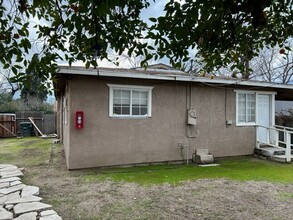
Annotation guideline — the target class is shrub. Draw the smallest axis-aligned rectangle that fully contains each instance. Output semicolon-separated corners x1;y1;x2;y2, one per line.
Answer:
276;109;293;127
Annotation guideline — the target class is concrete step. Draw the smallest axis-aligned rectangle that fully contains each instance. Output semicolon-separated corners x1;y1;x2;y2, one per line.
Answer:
255;146;293;163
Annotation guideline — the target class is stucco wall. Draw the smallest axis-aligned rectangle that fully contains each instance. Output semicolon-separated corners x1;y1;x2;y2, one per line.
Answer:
192;85;255;157
64;76;255;169
61;84;71;168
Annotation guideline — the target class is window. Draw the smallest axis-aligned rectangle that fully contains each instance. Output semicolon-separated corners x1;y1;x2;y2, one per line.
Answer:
236;92;256;125
108;84;153;117
236;90;276;127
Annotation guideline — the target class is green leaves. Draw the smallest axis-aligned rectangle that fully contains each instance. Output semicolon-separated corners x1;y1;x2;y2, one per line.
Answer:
1;0;293;86
0;0;151;87
149;17;157;22
147;0;293;76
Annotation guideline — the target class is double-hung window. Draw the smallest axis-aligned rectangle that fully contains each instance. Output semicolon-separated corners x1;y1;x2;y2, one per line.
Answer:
108;84;153;118
236;91;256;125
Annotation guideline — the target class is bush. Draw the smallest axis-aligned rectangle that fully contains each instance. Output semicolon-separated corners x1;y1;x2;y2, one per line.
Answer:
0;92;54;113
275;109;293;127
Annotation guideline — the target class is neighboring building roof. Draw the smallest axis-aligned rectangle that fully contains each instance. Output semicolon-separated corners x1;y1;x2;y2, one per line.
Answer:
134;63;177;71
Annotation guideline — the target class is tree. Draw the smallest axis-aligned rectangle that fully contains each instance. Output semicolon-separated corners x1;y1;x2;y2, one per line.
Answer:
180;59;201;75
0;69;20;97
1;0;149;84
0;91;54;113
0;0;292;85
20;54;49;104
251;40;293;84
0;92;19;113
148;0;293;73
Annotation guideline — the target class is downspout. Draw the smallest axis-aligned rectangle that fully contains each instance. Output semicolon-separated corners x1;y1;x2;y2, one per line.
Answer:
185;82;194;164
187;82;192;165
176;78;195;165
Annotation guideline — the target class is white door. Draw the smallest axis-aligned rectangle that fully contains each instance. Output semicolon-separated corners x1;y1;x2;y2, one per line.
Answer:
257;94;271;143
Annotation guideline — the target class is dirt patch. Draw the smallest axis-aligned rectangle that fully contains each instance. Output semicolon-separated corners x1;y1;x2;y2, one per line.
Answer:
3;137;293;219
25;166;293;220
16;143;293;220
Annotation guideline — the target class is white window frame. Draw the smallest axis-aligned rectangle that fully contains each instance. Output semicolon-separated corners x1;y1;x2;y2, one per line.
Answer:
236;91;257;126
235;90;276;126
107;84;154;118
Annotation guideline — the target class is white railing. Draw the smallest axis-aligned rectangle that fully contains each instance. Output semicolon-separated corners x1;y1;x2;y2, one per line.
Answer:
256;125;293;162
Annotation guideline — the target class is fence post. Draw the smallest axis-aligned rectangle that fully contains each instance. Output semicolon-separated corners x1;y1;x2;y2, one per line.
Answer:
275;130;279;147
285;131;291;163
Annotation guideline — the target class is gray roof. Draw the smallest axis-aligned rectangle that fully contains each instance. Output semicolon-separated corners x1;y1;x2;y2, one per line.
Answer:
57;66;293;101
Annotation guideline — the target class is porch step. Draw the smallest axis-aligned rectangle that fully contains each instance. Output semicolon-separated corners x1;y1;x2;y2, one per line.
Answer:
272;155;293;163
255;146;293;163
256;146;285;157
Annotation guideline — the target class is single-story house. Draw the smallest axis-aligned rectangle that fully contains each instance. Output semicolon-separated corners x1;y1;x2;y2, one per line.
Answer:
54;64;293;169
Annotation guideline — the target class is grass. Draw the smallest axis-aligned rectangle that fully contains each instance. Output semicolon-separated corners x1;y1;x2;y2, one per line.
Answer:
0;137;52;167
1;137;293;186
2;137;293;219
83;157;293;185
278;192;293;199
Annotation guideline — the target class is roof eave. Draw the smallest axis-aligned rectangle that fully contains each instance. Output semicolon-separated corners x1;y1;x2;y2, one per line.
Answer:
57;67;293;91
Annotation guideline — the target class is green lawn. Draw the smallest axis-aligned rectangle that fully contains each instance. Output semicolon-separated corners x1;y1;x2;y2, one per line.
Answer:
1;137;293;186
0;137;52;167
84;157;293;185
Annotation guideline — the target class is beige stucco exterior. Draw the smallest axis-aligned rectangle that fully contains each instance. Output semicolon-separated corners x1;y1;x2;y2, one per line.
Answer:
56;74;261;169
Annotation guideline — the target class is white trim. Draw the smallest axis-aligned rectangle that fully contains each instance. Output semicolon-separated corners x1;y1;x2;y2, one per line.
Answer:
148;90;152;117
272;94;275;127
235;90;276;127
107;84;154;90
255;93;259;127
107;84;153;118
236;91;257;126
109;87;113;117
234;90;277;95
236;123;257;127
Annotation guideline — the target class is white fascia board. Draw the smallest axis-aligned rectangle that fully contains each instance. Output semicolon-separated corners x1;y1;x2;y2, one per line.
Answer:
58;68;98;76
58;67;176;81
99;71;176;81
58;67;293;90
176;76;293;90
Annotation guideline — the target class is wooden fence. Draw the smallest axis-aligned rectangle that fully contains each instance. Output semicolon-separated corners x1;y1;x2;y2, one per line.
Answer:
15;111;56;135
43;114;56;134
0;114;17;137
